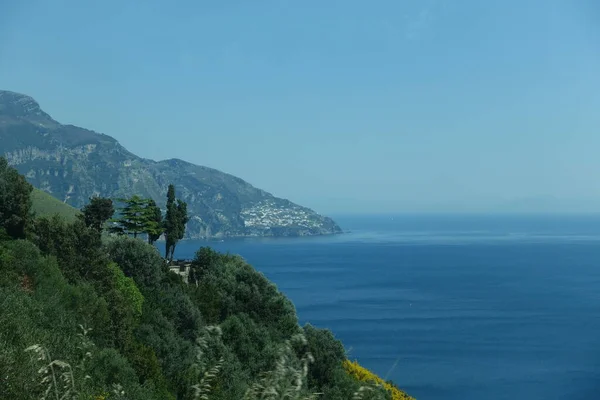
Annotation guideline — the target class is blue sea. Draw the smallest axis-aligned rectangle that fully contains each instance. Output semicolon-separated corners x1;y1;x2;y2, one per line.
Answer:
171;214;600;400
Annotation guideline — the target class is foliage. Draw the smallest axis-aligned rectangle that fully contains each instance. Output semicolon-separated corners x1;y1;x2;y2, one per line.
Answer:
0;156;33;238
243;334;317;400
110;195;161;239
302;324;346;389
220;313;279;378
190;247;299;338
0;167;413;400
105;236;204;397
104;236;166;289
189;326;225;400
24;326;94;400
343;360;414;400
81;196;114;232
31;215;108;283
107;262;144;319
0;241;160;400
0;226;9;241
164;184;189;261
146;199;164;244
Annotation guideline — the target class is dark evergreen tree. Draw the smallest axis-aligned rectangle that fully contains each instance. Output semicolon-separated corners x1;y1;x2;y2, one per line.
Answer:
164;184;188;262
0;157;33;239
164;185;177;261
80;196;114;233
175;198;189;244
111;195;155;238
146;199;164;245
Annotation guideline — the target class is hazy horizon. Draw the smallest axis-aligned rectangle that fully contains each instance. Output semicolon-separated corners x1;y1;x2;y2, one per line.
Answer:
2;0;599;214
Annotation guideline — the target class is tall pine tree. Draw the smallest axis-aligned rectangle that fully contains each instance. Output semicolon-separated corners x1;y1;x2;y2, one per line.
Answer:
164;184;188;262
146;199;164;245
110;195;159;239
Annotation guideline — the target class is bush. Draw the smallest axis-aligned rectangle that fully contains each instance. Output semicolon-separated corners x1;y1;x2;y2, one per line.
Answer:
32;215;108;283
105;236;165;290
107;262;144;319
343;360;413;400
190;247;299;338
0;241;157;400
303;323;347;390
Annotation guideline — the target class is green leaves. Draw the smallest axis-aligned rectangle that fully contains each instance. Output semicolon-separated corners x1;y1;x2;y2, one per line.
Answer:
164;184;188;261
80;196;114;233
0;163;411;400
110;195;164;242
107;262;144;320
242;334;318;400
0;157;33;239
146;199;164;245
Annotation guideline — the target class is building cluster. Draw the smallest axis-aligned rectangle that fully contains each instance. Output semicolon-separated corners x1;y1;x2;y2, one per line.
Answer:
241;200;321;229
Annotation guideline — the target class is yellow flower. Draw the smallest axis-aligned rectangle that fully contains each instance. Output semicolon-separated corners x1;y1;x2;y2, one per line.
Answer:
343;360;415;400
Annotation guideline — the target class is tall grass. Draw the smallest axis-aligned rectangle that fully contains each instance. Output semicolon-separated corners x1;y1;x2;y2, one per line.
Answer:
243;334;319;400
191;326;224;400
24;325;94;400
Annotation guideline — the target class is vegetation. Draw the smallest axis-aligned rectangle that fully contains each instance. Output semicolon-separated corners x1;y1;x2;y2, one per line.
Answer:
165;184;189;261
109;189;185;248
81;196;115;232
0;156;33;238
30;188;81;222
344;360;415;400
110;195;160;239
146;199;164;245
0;157;412;399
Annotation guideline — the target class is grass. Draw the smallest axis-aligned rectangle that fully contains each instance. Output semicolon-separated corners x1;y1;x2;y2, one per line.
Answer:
31;188;80;221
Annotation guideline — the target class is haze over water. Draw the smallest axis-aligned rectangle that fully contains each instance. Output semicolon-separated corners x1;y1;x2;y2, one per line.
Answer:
172;214;600;400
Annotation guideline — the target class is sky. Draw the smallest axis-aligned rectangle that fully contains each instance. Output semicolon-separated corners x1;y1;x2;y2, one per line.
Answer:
1;0;600;214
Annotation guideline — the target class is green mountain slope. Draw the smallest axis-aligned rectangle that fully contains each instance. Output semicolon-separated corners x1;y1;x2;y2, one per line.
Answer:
31;188;80;221
0;90;342;238
0;161;413;400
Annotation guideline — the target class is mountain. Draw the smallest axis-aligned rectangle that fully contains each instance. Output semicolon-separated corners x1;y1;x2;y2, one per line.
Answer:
0;90;342;238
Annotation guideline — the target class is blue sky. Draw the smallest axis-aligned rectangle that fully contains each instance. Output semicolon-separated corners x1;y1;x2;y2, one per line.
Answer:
1;0;600;214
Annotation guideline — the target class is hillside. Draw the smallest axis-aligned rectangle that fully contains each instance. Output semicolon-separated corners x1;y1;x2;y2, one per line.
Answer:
0;90;342;238
0;160;413;400
31;188;80;221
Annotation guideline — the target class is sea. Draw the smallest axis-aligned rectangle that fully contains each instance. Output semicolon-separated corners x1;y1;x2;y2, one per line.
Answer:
169;214;600;400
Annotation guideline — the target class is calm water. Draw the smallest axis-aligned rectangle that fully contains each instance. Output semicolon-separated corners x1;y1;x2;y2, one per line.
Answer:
171;214;600;400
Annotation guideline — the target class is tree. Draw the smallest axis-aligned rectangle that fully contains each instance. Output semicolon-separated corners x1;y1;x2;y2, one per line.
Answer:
0;157;33;239
164;185;176;260
80;196;114;233
111;196;156;239
164;185;188;262
146;199;164;245
110;196;165;243
176;199;189;242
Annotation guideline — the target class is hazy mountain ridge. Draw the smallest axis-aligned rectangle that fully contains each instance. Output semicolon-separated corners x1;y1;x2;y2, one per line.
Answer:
0;90;341;238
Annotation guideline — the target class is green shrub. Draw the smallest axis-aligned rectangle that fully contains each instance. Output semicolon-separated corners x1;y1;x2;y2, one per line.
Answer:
104;236;165;289
190;247;299;338
107;262;144;319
